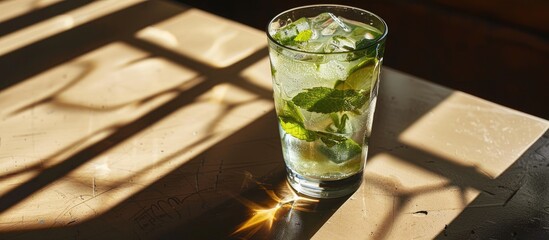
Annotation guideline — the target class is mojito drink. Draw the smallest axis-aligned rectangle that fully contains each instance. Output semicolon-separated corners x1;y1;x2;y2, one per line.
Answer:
267;5;387;198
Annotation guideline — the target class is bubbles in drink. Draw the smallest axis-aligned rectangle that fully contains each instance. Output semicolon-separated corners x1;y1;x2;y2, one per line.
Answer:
268;10;384;182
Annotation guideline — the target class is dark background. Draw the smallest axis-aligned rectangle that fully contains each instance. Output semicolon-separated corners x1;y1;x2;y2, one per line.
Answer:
172;0;549;119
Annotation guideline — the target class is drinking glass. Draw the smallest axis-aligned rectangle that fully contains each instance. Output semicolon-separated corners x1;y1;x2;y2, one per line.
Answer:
267;4;388;198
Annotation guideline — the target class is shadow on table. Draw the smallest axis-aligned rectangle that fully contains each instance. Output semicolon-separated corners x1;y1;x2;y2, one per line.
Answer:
0;1;344;239
361;71;549;239
433;132;549;240
0;0;93;37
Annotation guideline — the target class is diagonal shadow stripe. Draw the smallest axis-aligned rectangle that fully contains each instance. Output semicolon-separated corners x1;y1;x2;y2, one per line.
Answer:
0;1;184;92
0;0;272;215
0;0;93;36
0;43;268;214
0;109;283;239
124;37;273;99
434;130;549;239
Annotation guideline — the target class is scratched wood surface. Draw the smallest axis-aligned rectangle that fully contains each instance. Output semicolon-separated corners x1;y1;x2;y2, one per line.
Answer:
0;1;548;240
0;0;277;239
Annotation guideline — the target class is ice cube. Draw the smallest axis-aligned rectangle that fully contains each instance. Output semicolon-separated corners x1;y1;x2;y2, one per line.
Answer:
271;53;327;97
272;17;311;44
293;17;311;32
324;35;356;53
269;21;281;35
311;28;320;40
303;111;333;132
317;59;351;81
319;13;352;36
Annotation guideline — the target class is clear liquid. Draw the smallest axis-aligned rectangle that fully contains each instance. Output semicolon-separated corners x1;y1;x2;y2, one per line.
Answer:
269;10;383;198
279;125;366;180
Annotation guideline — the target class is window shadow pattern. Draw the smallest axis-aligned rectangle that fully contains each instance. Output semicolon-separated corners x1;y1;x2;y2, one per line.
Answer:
0;1;283;239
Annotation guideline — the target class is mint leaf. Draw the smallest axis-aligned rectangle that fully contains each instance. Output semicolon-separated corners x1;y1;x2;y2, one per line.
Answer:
280;100;303;123
337;114;349;133
278;100;317;141
319;138;362;163
354;28;381;50
277;97;362;163
326;113;349;133
292;87;367;113
273;26;298;45
355;38;374;50
316;131;347;147
279;116;317;141
294;30;312;42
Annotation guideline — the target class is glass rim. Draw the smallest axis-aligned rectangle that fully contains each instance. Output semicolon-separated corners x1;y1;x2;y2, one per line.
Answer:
266;4;388;55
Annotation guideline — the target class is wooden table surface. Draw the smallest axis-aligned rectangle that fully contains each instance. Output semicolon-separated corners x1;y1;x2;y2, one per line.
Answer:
0;1;548;239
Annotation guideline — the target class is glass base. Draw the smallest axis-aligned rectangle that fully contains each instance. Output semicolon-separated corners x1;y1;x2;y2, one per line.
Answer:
286;168;363;199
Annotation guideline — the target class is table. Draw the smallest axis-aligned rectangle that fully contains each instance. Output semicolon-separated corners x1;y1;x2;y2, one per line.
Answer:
0;0;547;239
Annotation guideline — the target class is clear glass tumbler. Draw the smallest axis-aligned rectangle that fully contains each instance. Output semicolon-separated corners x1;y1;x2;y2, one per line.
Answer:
266;4;388;198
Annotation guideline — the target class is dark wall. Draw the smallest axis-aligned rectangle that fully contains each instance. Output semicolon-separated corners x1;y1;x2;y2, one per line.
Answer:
172;0;549;119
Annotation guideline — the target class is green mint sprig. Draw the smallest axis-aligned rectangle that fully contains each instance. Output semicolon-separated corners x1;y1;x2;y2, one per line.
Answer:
292;87;367;113
319;138;362;163
328;113;349;134
278;100;345;144
277;89;365;163
278;101;317;142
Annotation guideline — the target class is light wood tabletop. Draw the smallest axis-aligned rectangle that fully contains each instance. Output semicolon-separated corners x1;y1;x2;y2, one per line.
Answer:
0;1;547;239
